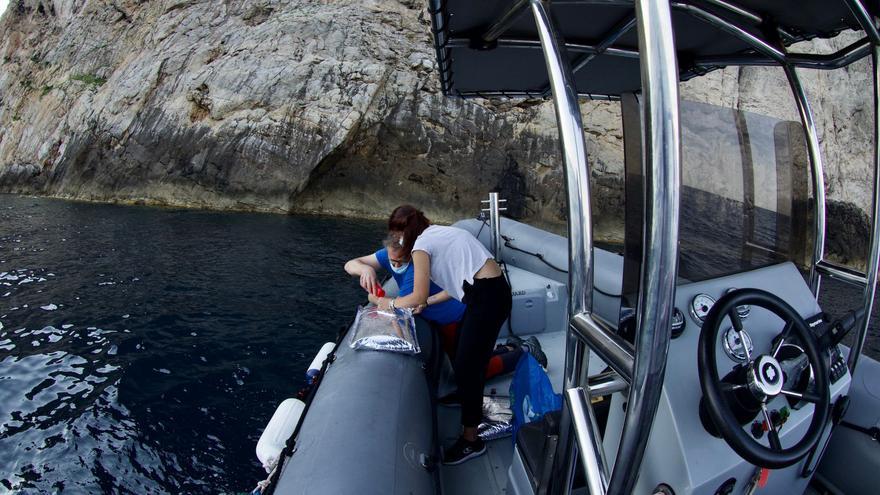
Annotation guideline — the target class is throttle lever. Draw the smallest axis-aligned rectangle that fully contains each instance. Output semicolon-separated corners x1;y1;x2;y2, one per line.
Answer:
819;307;867;349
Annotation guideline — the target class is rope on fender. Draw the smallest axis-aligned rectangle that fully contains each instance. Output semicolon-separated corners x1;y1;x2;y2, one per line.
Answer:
251;460;281;495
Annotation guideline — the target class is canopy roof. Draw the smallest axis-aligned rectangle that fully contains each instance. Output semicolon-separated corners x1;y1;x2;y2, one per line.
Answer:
427;0;875;98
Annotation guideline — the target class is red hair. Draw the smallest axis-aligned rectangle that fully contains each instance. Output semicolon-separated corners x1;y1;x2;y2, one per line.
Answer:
387;205;430;256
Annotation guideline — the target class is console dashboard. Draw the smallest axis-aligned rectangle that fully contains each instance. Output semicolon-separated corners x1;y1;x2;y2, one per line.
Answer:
602;262;851;495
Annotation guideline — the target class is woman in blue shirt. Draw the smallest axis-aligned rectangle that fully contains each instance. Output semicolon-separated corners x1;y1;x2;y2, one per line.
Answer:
345;235;463;323
344;235;522;379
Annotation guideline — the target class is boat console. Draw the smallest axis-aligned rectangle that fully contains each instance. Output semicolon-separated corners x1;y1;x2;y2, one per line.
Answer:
604;262;851;494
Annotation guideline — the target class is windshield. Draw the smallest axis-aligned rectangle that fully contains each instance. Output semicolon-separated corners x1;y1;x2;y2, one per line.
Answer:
677;100;814;282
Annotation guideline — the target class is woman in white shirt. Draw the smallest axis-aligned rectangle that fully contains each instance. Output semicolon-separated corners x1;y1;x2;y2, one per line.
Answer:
376;205;512;465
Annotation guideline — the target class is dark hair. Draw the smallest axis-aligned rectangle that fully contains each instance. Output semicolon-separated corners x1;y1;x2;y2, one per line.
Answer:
388;205;430;256
382;233;408;260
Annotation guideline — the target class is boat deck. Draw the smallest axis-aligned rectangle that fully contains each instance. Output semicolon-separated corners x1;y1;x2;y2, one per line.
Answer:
436;331;568;494
438;406;514;495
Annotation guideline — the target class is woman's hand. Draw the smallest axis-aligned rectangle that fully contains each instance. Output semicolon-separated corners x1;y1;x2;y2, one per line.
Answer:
377;297;393;311
359;266;378;295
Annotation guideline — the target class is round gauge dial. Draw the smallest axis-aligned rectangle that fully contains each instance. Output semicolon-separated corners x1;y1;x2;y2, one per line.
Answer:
722;326;754;363
671;308;685;339
690;293;716;325
726;288;751;319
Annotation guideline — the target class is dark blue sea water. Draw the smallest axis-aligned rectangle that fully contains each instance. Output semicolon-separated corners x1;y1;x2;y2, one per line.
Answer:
0;195;384;494
1;194;878;494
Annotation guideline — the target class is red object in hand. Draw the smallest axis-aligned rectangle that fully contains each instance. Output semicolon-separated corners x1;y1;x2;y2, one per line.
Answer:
374;286;386;297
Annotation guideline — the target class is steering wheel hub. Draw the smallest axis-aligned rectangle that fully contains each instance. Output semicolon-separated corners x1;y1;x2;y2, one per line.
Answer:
749;355;784;398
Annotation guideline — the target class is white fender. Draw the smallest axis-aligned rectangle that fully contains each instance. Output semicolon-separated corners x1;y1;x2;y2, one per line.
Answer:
256;398;306;473
306;342;336;379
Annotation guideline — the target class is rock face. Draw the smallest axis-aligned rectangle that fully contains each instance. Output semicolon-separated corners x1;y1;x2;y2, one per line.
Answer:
0;1;873;258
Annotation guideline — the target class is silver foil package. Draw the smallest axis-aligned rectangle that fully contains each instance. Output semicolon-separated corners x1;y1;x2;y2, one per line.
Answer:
479;396;514;441
349;305;420;354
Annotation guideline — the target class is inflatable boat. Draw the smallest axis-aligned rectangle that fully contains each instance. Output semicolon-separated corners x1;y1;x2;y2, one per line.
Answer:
252;1;880;494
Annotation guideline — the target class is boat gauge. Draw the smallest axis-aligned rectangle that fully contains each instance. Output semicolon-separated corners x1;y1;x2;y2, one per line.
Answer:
671;308;685;339
722;326;754;363
690;293;716;325
725;287;751;319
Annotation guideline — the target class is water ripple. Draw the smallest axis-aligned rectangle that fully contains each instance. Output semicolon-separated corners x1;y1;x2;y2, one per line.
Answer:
0;194;383;493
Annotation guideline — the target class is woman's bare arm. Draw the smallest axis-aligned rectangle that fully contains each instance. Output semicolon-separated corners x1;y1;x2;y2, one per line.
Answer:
426;290;451;306
378;250;430;310
344;254;382;294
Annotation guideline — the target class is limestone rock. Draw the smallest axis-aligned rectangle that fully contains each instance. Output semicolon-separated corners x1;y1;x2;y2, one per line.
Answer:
0;2;873;261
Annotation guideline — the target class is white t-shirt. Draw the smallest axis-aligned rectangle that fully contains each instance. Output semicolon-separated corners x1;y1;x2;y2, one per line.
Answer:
412;225;492;302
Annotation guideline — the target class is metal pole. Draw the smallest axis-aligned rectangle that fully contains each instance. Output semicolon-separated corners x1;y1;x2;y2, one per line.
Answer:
694;37;871;70
529;0;593;324
571;312;634;381
566;387;610;495
570;14;637;76
671;3;785;61
485;192;506;261
606;0;681;493
529;3;601;495
699;0;761;24
782;63;827;295
481;0;531;44
843;0;880;46
588;370;628;396
849;35;880;373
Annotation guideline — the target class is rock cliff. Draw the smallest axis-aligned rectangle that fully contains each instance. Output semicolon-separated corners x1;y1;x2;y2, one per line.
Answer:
0;1;873;260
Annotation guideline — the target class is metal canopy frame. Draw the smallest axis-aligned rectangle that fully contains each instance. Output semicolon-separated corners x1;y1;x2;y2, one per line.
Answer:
526;0;680;493
429;0;874;100
428;0;880;494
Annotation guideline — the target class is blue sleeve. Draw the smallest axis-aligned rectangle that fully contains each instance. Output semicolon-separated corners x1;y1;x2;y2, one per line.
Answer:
374;248;391;273
397;268;414;296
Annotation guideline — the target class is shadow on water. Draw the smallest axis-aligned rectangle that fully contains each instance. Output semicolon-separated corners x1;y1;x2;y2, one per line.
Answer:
0;195;384;493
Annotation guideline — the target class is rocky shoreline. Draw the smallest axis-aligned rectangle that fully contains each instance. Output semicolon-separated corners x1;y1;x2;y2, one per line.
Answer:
0;1;873;264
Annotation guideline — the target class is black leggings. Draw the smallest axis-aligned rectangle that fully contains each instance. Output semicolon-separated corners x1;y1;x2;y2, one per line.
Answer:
456;275;512;427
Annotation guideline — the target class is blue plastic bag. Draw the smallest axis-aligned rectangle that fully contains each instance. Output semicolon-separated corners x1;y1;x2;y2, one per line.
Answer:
509;353;562;438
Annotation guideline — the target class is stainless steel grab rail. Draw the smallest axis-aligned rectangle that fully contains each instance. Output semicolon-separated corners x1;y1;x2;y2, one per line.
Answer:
571;312;634;382
529;4;609;495
850;32;880;373
566;387;610;495
816;260;870;288
781;63;827;296
588;370;629;396
605;1;681;493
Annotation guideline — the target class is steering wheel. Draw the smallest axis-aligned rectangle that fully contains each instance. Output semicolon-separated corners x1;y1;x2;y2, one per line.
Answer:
697;288;831;469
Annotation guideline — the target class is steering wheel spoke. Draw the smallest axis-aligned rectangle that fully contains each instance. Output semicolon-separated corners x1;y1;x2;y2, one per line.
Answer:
771;320;795;358
720;382;747;392
780;388;821;404
761;404;783;450
726;308;754;362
